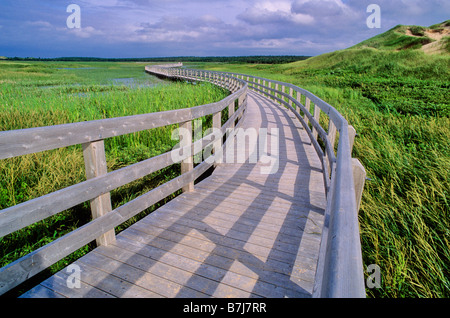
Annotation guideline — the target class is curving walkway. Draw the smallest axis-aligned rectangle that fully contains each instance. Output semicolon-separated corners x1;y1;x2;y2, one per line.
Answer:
20;90;326;298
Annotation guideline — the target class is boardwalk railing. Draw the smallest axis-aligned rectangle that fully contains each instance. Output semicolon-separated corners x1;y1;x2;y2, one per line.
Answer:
221;71;367;298
0;62;366;298
0;63;247;295
149;65;367;297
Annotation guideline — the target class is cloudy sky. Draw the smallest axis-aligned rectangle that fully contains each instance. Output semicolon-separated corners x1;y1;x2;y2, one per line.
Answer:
0;0;448;58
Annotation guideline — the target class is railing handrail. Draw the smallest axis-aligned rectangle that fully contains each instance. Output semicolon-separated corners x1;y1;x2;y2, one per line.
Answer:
199;70;347;128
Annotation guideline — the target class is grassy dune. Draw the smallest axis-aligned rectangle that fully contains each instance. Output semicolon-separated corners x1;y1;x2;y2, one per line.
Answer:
351;20;450;52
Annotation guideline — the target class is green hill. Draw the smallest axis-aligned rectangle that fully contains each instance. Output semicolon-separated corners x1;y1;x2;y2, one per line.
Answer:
352;20;450;53
278;21;450;84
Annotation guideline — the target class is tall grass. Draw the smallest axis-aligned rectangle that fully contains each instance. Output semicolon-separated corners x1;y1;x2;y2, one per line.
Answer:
192;48;450;297
0;61;229;294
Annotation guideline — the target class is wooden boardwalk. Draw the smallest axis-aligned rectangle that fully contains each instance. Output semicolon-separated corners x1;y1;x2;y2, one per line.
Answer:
20;90;326;298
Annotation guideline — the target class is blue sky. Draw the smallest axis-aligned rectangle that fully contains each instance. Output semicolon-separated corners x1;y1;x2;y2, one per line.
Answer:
0;0;448;58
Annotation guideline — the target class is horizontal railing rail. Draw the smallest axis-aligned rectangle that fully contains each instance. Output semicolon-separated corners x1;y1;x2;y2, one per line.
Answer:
0;63;248;295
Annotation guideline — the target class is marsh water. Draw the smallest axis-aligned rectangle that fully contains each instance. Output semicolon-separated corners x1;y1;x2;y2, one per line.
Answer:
39;65;170;95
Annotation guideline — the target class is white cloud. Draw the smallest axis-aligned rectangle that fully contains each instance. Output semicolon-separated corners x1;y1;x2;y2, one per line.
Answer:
199;14;222;24
238;1;315;26
291;0;361;26
68;26;104;39
256;1;291;13
133;14;232;44
27;20;53;29
25;20;103;40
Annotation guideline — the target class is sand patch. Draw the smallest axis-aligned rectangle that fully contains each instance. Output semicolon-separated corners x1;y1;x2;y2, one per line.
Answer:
405;26;450;54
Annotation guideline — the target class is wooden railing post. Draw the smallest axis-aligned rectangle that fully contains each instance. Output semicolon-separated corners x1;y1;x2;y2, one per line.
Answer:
213;111;222;165
228;100;235;129
348;125;357;154
304;97;311;127
193;119;203;165
325;120;337;175
348;125;364;211
296;91;302;116
82;140;116;246
288;87;293;108
312;102;320;140
180;121;194;193
236;94;245;124
327;120;337;153
352;158;366;212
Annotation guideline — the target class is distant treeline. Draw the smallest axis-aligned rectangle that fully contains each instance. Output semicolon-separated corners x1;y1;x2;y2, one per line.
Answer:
5;55;311;64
